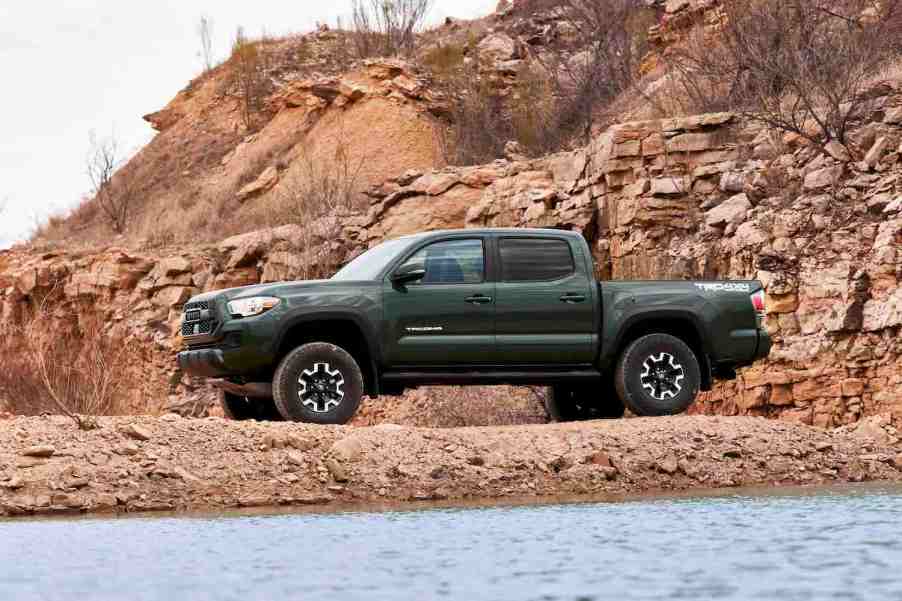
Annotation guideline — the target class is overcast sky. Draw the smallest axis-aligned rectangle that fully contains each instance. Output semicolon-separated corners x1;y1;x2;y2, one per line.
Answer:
0;0;496;248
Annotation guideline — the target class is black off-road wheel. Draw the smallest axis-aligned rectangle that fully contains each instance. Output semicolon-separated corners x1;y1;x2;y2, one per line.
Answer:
614;333;701;417
272;342;364;425
544;380;626;422
220;391;283;421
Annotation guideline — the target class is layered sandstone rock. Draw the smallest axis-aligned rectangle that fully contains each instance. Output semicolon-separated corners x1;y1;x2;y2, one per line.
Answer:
2;98;900;427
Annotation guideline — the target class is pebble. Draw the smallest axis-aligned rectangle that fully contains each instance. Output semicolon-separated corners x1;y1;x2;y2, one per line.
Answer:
122;424;153;442
21;445;55;458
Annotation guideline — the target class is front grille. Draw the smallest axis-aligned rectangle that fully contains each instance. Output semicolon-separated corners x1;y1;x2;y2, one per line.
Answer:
181;320;214;337
181;300;218;338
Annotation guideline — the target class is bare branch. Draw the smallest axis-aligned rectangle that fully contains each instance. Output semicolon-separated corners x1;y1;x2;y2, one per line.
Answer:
87;132;134;234
197;15;215;72
350;0;434;58
665;0;902;151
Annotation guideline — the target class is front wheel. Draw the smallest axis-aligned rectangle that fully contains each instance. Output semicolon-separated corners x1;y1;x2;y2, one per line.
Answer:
272;342;364;425
614;334;700;417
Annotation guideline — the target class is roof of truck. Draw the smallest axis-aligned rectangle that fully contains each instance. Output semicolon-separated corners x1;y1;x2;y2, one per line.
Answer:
398;228;583;240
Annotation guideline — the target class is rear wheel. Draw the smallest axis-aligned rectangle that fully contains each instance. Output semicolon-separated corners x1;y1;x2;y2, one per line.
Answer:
614;333;700;417
272;342;364;425
544;381;625;422
220;391;283;421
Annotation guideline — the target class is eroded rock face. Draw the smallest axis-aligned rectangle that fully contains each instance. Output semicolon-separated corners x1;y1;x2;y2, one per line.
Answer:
2;105;901;427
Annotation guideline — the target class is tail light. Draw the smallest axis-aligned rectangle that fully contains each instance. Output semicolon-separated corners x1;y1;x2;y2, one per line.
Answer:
751;289;767;322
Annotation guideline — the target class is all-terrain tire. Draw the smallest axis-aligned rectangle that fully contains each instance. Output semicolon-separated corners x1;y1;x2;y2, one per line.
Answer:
220;391;283;421
272;342;364;425
614;333;700;417
544;381;626;422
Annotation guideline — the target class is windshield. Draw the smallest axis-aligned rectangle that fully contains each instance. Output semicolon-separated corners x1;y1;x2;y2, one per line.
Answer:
331;238;412;281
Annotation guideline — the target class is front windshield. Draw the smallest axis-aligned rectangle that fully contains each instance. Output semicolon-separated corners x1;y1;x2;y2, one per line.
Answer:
331;238;412;281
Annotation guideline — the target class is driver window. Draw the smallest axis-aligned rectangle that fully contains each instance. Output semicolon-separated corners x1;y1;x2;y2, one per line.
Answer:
399;239;485;284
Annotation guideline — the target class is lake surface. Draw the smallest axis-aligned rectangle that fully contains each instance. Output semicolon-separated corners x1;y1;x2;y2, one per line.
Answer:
3;486;902;601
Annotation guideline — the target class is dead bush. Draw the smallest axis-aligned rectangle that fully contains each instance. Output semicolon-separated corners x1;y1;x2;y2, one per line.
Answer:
267;128;367;278
350;0;434;58
667;0;902;150
0;300;143;424
87;132;136;234
552;0;655;141
229;27;273;130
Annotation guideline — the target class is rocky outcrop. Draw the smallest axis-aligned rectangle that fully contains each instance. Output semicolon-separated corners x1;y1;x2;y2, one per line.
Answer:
3;99;900;427
2;414;902;518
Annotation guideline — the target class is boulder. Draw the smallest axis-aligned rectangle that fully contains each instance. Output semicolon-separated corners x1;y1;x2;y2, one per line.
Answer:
650;177;687;196
237;166;279;202
705;193;751;228
803;165;844;190
477;33;520;63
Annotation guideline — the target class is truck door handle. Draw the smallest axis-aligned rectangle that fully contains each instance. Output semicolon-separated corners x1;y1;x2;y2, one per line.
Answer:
560;293;587;304
465;294;494;305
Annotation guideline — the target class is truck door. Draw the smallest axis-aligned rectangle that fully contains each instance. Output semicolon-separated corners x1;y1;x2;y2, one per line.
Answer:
383;237;496;365
493;236;594;364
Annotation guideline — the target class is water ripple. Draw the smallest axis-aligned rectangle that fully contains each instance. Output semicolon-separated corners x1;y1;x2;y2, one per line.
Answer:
2;486;902;600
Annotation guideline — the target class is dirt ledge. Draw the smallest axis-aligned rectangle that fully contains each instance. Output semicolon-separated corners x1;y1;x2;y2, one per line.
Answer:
2;415;901;518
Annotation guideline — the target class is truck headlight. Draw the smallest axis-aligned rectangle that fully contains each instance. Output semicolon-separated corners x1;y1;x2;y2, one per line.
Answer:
227;297;280;318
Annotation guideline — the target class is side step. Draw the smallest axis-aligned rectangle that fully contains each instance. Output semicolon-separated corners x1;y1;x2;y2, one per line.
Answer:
381;370;603;387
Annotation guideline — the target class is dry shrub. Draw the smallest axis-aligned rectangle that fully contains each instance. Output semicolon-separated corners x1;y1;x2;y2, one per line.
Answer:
551;0;655;141
262;126;368;278
87;132;136;234
229;27;273;130
667;0;902;150
422;42;467;77
0;300;144;424
350;0;434;58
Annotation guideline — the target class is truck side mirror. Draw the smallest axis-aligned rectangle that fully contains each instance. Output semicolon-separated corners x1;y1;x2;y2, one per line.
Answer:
391;262;427;285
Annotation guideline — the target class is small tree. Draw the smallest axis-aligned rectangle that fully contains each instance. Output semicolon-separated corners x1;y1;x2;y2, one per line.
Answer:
87;132;134;234
350;0;434;57
230;27;270;130
197;15;215;72
667;0;902;150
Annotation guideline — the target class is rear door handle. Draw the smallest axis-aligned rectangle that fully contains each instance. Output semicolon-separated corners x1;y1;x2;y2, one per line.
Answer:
465;294;494;305
560;293;587;304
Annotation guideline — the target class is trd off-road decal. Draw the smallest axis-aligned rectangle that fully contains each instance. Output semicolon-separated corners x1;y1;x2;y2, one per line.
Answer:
694;283;752;293
405;326;444;333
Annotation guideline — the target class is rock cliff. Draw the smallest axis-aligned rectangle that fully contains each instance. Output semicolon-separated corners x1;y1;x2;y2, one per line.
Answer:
2;101;899;426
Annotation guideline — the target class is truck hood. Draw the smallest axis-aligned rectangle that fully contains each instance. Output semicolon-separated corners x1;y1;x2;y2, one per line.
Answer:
187;280;334;304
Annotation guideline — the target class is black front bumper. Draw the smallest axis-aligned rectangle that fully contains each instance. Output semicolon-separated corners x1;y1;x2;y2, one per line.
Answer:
177;348;229;378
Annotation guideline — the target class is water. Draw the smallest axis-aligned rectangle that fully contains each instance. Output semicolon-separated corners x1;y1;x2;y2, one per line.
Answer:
3;486;902;601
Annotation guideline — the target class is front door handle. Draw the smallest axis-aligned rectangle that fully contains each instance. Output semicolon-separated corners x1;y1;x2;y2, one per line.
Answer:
560;293;587;304
465;294;494;305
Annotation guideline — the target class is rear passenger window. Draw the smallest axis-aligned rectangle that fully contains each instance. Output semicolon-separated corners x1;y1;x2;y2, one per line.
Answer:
500;238;575;282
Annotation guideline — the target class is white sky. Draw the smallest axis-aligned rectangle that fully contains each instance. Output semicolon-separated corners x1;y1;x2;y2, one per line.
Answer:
0;0;497;248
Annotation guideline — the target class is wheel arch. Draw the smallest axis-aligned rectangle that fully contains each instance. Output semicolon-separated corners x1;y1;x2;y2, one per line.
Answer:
607;312;712;391
275;312;380;397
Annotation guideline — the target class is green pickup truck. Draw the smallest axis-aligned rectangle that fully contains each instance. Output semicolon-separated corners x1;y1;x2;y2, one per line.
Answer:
178;228;771;424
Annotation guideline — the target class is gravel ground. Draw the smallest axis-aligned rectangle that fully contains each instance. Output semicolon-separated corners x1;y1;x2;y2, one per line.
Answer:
2;414;901;518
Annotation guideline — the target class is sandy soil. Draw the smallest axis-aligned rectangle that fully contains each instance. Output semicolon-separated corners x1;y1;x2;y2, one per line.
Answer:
2;414;901;518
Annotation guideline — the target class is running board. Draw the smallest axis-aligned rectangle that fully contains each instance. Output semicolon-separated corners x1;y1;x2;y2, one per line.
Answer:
381;370;603;387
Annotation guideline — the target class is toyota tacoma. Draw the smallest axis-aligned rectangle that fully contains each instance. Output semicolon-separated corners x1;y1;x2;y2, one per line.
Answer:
177;228;771;423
